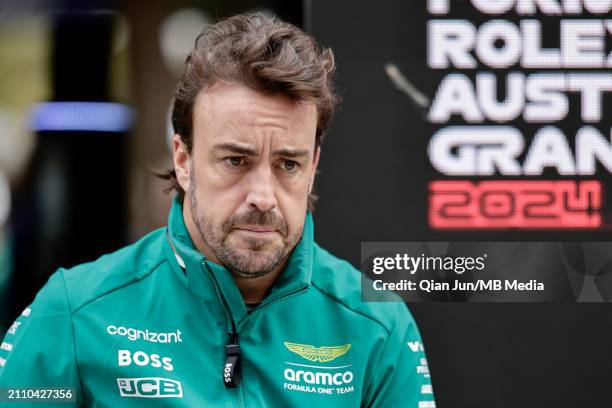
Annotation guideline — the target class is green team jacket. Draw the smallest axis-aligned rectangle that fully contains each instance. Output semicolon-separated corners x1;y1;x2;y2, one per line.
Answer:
0;199;435;407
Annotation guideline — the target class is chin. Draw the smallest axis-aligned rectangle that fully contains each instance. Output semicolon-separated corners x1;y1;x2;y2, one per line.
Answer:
231;235;282;251
237;246;281;260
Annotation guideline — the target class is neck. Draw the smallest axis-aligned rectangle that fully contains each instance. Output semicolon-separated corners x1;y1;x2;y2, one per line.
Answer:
182;204;286;305
233;258;288;304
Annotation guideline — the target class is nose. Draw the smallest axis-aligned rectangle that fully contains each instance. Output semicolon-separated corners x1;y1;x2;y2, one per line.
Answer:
245;163;278;213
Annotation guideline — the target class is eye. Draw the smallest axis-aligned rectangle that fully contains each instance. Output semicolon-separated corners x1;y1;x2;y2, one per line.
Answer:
224;157;246;167
281;160;299;172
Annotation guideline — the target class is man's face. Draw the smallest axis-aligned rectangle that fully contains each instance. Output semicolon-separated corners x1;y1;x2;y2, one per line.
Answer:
173;83;320;278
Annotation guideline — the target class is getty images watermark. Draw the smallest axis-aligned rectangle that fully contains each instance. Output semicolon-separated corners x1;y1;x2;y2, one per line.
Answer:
361;242;612;302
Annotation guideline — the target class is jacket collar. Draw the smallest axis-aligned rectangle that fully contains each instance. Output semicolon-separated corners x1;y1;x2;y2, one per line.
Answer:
163;197;313;325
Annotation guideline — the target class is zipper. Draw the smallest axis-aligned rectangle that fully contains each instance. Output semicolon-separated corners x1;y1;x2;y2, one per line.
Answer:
202;260;311;407
202;260;237;336
201;260;244;408
238;285;310;328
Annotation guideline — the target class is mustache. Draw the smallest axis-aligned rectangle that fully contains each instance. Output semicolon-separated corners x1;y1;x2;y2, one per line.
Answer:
223;210;288;236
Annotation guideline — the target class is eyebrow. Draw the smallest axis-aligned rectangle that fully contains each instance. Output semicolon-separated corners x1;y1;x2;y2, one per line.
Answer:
212;143;310;158
213;143;257;156
274;148;310;158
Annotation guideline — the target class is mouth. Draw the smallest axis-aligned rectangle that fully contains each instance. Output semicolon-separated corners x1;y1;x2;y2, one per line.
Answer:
233;225;280;238
235;224;278;233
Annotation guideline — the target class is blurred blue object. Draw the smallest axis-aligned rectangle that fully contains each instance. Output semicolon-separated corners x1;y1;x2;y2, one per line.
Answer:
29;101;134;132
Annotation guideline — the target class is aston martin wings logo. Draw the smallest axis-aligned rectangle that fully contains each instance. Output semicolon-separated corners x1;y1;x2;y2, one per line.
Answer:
284;342;352;363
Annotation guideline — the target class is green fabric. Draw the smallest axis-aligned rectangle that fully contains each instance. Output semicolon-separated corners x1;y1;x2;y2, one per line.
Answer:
0;230;12;329
0;198;435;407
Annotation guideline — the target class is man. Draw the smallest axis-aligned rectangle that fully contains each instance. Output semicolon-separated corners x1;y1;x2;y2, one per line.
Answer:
0;13;435;407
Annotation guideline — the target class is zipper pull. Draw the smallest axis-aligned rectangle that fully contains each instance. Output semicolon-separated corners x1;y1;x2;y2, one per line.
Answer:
223;332;241;388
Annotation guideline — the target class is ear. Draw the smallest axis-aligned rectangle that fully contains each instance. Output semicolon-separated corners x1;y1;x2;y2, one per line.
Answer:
308;146;321;195
172;134;191;192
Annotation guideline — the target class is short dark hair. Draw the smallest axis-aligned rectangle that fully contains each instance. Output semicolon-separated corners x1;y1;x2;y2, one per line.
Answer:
159;12;339;208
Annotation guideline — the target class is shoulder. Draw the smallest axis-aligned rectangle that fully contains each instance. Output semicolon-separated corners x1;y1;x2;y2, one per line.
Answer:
310;243;413;335
47;228;168;314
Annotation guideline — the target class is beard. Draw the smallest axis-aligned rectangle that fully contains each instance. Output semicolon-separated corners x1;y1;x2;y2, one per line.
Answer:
188;171;302;279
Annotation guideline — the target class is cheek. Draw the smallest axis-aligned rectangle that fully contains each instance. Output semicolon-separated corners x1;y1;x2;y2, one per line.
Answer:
276;168;313;208
277;187;309;231
192;170;243;218
203;162;241;190
277;178;308;205
196;157;242;194
278;167;314;195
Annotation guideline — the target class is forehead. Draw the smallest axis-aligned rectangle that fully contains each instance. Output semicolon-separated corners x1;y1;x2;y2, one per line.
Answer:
192;82;317;146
